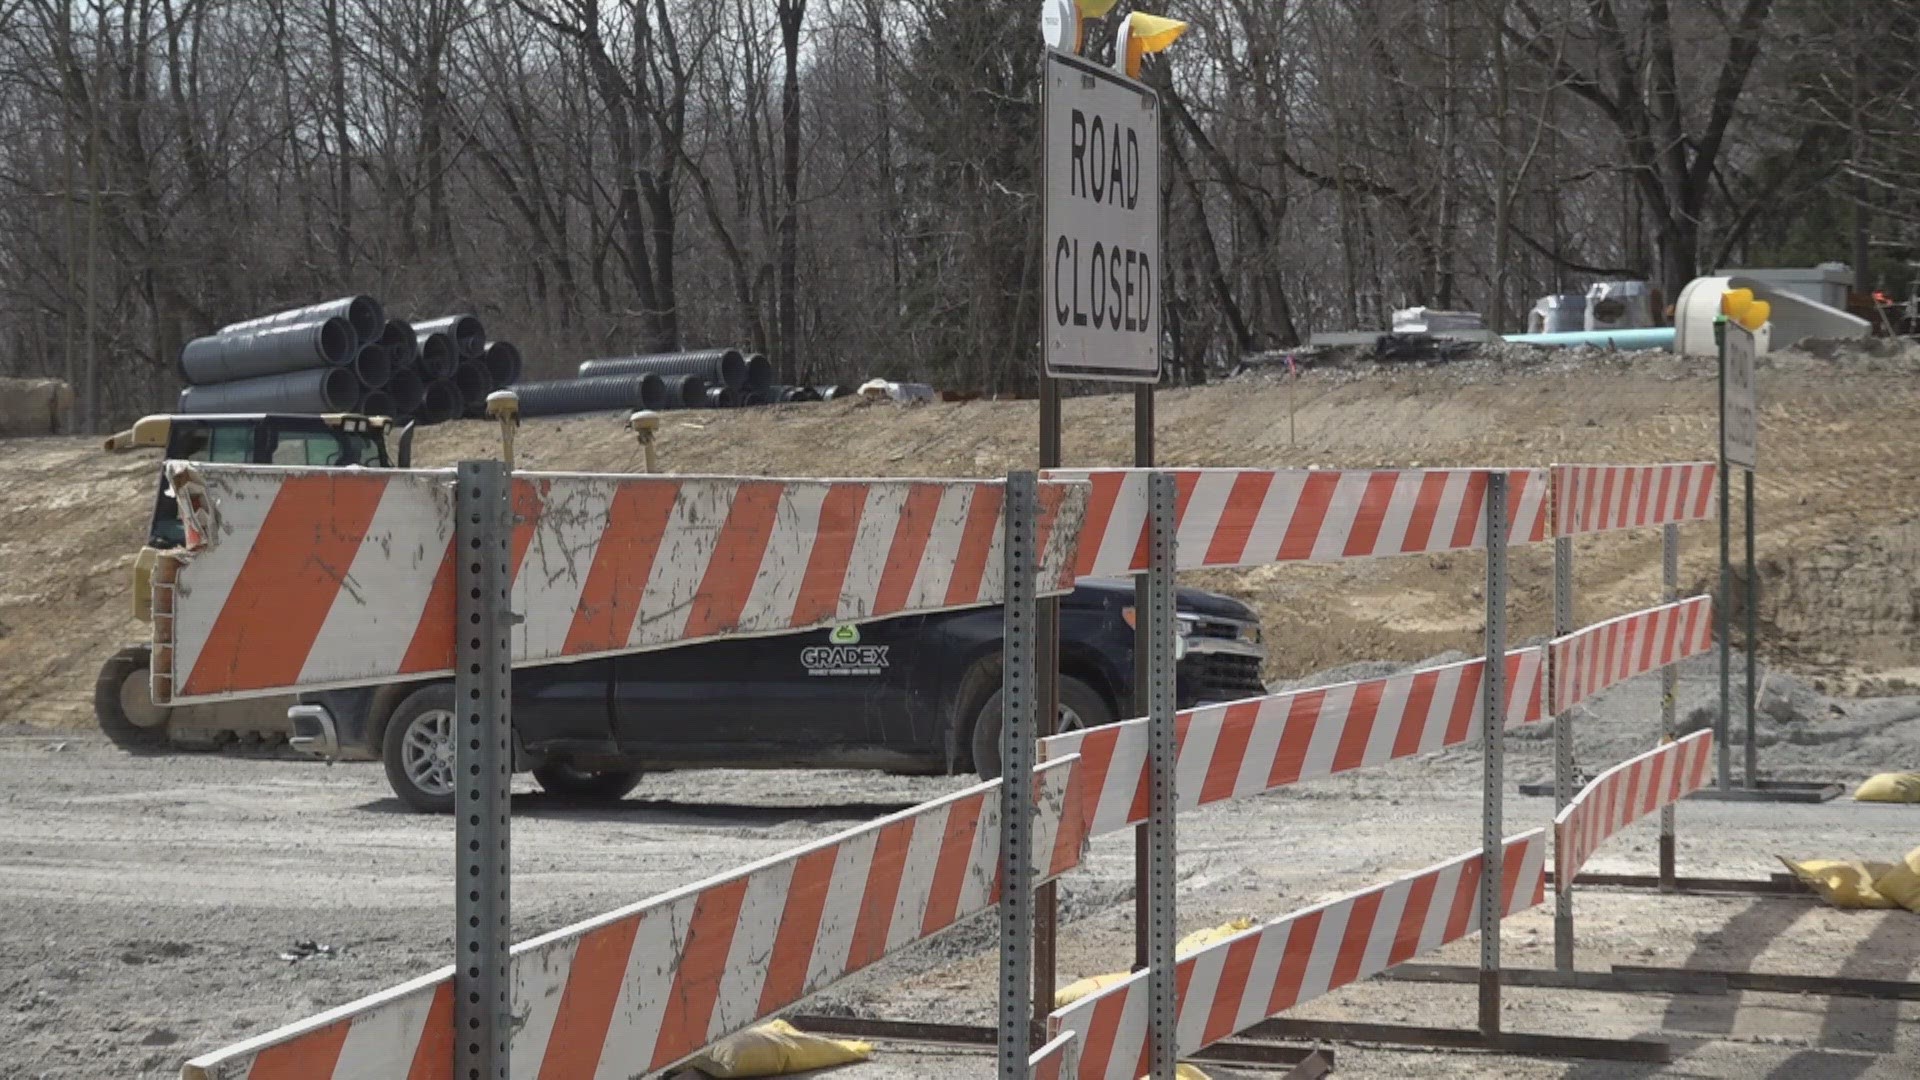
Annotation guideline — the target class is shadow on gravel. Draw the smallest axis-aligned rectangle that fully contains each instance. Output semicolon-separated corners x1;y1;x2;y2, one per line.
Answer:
1657;897;1809;1037
353;794;922;827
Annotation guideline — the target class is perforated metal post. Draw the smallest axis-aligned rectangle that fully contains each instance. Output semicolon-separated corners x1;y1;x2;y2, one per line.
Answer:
1716;332;1733;791
1659;523;1680;889
998;471;1038;1080
1550;532;1574;972
1145;471;1179;1080
455;460;513;1080
1478;473;1508;1037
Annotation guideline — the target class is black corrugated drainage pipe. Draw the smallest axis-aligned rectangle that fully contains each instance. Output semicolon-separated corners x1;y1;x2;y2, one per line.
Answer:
416;380;461;424
381;319;419;371
415;331;458;379
217;295;384;347
745;353;773;390
577;348;746;390
354;344;392;389
386;368;425;415
413;314;486;361
177;366;361;413
482;341;522;387
180;317;355;384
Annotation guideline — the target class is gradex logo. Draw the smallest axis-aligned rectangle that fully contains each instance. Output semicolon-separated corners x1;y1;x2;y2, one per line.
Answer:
801;644;890;675
830;624;861;645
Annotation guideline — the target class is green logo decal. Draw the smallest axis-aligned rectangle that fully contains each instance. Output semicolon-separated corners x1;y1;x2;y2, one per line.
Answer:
830;625;861;645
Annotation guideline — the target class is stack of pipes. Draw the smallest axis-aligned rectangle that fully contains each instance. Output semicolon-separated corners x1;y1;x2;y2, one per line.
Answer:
508;348;831;419
176;298;522;426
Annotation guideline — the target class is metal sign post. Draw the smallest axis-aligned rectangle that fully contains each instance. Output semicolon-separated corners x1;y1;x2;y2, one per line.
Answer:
1479;473;1509;1037
454;460;514;1080
1550;530;1574;972
1146;472;1179;1080
1038;37;1166;1035
1721;320;1758;791
999;471;1039;1080
1714;322;1733;791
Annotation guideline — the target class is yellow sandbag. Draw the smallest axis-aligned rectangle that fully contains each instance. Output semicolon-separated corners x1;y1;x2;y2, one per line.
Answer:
1853;772;1920;803
1874;862;1920;913
1175;1065;1211;1080
1780;856;1900;910
684;1019;871;1078
1058;921;1257;1008
1055;970;1134;1008
1177;917;1256;956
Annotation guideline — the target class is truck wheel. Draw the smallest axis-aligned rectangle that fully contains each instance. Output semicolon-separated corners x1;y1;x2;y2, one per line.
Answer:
533;765;642;804
94;645;171;751
382;684;458;814
970;675;1111;780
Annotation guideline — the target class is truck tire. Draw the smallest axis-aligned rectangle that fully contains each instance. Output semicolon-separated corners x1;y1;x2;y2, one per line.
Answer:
969;675;1110;780
94;645;171;751
382;684;459;813
533;765;643;804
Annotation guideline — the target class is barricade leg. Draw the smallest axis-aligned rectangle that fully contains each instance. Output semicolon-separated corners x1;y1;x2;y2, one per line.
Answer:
1551;533;1574;972
455;460;513;1080
1480;473;1509;1036
1000;471;1039;1080
1743;469;1758;788
1146;472;1178;1080
1660;523;1679;890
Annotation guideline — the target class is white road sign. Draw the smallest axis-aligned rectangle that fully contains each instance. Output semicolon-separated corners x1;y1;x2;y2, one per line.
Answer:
1043;49;1162;382
1723;322;1759;470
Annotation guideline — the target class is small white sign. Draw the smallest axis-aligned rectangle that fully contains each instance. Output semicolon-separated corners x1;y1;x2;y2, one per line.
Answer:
1723;323;1759;470
1042;49;1162;382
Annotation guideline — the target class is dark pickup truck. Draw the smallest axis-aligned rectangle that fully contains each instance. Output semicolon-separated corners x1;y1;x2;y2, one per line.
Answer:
289;579;1266;812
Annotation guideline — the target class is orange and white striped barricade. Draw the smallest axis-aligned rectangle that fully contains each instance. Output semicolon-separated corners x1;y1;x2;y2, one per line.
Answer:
180;754;1094;1080
1029;1031;1082;1080
161;462;1092;1080
1040;647;1546;846
1545;461;1717;969
1033;467;1545;1061
1045;831;1550;1080
1052;466;1550;577
150;465;1089;704
1554;731;1716;891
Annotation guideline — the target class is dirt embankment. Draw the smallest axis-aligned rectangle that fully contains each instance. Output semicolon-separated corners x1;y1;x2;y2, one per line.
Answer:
3;345;1918;727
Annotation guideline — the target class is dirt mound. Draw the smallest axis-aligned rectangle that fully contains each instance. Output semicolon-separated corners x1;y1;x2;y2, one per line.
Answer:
0;377;73;437
3;344;1918;729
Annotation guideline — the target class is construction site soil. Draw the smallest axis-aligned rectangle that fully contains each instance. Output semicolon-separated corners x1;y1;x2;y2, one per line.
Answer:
2;343;1917;1077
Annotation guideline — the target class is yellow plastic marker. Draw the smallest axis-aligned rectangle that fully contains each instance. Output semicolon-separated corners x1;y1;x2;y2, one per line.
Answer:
1720;287;1754;322
1077;0;1119;17
1116;12;1188;78
1740;300;1771;332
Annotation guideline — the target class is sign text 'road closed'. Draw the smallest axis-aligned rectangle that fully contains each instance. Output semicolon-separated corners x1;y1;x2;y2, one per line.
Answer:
1043;50;1161;382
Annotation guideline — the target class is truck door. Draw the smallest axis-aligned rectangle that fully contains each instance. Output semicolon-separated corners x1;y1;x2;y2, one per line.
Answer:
609;636;774;754
759;615;933;754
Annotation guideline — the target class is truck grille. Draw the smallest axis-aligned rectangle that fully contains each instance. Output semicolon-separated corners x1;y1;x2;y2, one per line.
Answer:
1181;652;1267;700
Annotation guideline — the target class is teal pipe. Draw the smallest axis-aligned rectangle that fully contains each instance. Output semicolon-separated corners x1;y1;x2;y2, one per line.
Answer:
1502;327;1675;350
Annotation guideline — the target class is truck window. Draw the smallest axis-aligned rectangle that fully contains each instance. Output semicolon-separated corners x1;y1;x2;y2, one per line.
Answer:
266;430;386;467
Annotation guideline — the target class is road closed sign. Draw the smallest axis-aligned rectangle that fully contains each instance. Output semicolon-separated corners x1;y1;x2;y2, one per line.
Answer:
1723;322;1759;470
1043;49;1161;382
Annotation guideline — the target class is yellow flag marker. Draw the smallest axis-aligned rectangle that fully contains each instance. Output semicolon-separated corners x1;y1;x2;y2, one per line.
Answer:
1077;0;1119;15
1719;287;1753;322
1740;300;1771;332
1115;12;1188;78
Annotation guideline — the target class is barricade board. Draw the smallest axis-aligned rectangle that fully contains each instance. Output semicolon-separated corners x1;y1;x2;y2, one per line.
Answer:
1552;463;1717;538
181;758;1091;1079
1554;731;1715;890
1046;832;1549;1080
1548;597;1714;714
152;466;1089;703
1040;648;1545;845
1051;467;1550;577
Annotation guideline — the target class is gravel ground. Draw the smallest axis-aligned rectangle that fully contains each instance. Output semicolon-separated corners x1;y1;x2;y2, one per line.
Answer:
3;663;1916;1080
